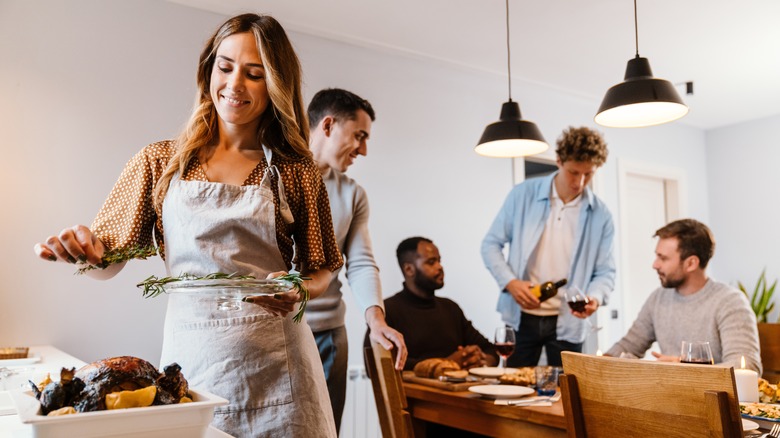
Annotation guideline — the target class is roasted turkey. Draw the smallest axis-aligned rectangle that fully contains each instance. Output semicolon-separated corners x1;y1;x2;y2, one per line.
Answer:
31;356;189;414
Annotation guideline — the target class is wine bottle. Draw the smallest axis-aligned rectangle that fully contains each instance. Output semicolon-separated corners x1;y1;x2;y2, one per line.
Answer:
530;278;568;302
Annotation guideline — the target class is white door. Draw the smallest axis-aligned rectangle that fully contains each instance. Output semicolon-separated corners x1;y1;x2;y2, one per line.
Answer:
611;159;686;356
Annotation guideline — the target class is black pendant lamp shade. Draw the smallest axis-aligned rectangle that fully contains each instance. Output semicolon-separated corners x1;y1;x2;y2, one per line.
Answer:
475;101;548;158
595;0;688;128
475;0;549;158
594;56;688;128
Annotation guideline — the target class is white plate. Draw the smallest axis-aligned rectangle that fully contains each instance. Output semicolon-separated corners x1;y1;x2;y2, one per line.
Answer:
0;355;41;366
468;384;535;399
741;418;759;431
468;367;520;378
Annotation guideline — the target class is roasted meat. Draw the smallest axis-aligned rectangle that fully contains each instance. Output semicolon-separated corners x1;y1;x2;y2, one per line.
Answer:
31;368;86;415
30;356;189;413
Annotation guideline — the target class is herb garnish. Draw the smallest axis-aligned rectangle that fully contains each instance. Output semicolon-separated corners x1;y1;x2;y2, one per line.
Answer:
75;245;159;275
136;272;311;323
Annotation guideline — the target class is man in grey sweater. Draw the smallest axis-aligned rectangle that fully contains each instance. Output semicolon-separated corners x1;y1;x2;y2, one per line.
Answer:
606;218;761;373
307;88;407;432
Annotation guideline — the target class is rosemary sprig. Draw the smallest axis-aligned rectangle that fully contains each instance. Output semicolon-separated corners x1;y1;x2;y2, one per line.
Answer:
135;272;311;323
75;245;158;275
276;273;311;323
137;272;254;298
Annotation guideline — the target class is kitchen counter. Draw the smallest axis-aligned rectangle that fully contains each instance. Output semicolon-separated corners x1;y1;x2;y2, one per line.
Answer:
0;346;232;438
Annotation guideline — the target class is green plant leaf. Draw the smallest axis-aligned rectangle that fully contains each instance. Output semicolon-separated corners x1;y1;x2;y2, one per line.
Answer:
740;268;777;323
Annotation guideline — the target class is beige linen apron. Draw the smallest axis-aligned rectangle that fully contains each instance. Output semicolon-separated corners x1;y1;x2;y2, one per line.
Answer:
159;146;336;437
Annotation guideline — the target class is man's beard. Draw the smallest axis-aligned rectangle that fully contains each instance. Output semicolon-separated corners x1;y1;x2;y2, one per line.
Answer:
414;270;443;295
659;271;685;289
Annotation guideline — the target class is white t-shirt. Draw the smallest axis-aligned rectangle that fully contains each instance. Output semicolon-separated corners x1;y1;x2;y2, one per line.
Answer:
525;180;582;316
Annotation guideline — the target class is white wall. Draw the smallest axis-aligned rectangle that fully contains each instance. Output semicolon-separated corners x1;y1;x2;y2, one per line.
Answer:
706;114;780;322
1;0;713;369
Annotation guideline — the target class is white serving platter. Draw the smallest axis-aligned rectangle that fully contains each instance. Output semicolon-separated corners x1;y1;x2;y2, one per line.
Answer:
10;387;228;438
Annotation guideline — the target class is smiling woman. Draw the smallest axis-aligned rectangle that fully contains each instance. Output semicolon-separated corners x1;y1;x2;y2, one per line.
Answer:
31;13;341;438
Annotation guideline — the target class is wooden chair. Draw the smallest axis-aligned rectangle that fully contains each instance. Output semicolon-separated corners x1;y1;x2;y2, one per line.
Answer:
364;341;414;438
560;351;743;438
758;322;780;383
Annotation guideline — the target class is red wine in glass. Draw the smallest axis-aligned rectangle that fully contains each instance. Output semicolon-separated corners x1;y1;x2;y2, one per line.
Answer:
495;342;515;357
567;298;588;313
680;341;714;364
494;327;516;370
564;286;602;333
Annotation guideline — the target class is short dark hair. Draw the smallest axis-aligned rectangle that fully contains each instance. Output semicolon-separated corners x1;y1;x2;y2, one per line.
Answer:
654;219;715;268
396;236;432;269
307;88;376;128
555;126;608;166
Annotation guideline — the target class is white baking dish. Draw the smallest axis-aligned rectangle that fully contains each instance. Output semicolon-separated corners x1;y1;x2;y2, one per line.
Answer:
10;387;228;438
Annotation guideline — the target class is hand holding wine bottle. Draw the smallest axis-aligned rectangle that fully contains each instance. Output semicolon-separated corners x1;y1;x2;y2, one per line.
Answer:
507;278;568;310
529;278;568;303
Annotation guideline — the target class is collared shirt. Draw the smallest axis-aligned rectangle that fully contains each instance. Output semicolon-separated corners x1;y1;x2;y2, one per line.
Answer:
481;171;616;343
525;181;583;316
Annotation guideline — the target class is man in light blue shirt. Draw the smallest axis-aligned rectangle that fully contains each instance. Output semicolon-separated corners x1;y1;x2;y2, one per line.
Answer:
481;126;616;366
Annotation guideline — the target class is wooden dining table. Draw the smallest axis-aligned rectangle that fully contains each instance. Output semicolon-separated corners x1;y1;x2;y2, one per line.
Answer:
402;380;567;437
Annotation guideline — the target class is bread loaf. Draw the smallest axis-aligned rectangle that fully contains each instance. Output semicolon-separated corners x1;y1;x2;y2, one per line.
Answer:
413;358;461;378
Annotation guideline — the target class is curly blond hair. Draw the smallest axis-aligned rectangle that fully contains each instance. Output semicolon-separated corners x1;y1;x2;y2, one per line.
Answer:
555;126;608;166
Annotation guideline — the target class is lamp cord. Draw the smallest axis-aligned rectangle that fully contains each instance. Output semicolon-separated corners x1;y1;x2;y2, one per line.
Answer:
505;0;512;101
633;0;639;57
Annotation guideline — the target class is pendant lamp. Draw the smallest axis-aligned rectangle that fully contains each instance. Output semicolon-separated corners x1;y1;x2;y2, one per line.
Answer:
475;0;548;158
595;0;688;128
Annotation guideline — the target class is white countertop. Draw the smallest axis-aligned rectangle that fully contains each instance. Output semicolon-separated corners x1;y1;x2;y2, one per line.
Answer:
0;346;232;438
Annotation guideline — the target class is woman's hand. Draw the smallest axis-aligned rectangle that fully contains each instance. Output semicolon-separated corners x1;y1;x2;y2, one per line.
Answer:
34;225;105;266
243;270;300;316
244;291;299;317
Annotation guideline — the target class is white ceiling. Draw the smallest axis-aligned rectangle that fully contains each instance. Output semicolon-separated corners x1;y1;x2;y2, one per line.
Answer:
170;0;780;130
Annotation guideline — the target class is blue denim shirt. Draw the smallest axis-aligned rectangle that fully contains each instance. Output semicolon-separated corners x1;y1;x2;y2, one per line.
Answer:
481;172;616;343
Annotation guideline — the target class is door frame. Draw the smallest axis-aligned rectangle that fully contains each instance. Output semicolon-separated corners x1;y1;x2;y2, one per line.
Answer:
614;158;688;343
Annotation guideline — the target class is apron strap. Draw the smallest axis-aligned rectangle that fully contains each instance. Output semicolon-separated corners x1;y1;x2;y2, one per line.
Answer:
262;145;294;224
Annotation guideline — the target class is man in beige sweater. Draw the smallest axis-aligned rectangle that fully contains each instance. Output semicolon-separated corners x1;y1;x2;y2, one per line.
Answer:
606;219;761;373
307;88;406;432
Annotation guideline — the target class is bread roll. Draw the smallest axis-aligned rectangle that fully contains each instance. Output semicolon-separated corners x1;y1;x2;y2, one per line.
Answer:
413;358;461;378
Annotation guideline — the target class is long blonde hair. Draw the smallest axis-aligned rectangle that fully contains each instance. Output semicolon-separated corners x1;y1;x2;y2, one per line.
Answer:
153;14;310;213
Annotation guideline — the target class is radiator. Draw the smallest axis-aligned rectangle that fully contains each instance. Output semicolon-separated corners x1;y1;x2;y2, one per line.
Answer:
340;366;381;438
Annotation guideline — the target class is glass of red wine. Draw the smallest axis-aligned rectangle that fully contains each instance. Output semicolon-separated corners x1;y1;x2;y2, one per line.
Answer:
680;341;714;364
564;286;602;333
494;327;516;370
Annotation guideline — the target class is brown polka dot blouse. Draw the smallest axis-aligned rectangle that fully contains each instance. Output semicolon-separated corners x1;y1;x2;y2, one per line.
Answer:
91;140;343;273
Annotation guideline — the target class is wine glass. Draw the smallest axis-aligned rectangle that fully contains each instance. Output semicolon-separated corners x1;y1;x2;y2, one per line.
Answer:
564;286;602;333
494;327;516;370
680;341;714;364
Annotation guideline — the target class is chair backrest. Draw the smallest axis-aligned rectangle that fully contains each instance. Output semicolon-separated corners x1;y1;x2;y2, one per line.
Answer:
560;351;743;438
758;322;780;383
364;341;414;438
